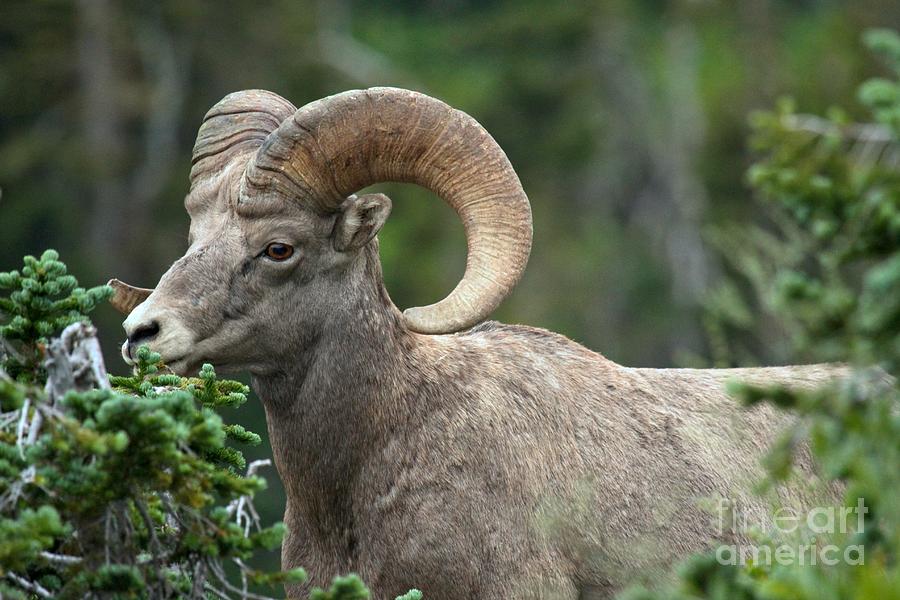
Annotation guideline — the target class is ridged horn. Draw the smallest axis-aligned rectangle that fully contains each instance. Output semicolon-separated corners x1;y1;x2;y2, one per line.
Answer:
242;87;533;334
107;279;152;315
111;91;298;317
191;89;296;184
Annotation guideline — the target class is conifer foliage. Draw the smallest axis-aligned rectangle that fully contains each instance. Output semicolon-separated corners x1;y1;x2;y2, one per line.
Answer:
0;250;305;598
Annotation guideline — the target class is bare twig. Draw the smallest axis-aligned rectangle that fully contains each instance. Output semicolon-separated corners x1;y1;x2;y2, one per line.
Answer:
208;559;277;600
40;551;84;565
0;465;35;511
191;560;207;599
781;113;899;170
6;572;52;598
25;409;42;445
160;493;189;531
133;495;172;596
0;338;25;364
16;397;30;458
782;114;895;143
133;496;163;555
0;409;20;429
234;557;252;597
227;459;271;536
203;582;232;600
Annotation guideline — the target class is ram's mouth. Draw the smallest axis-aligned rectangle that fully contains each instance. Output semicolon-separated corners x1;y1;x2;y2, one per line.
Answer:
119;339;192;374
120;340;137;366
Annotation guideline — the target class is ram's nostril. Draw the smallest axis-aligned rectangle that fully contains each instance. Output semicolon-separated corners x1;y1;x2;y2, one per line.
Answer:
128;321;161;347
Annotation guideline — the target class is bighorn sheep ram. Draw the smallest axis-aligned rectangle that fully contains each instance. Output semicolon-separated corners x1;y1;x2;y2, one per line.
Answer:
111;88;836;599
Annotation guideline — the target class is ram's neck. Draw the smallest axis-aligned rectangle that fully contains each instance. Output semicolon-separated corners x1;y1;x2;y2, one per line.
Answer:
250;247;418;540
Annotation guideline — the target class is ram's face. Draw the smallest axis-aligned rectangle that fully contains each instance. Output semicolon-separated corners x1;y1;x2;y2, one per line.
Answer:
121;167;338;376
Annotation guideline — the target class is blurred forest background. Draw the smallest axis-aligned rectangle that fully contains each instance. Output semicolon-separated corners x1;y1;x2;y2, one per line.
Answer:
2;0;900;582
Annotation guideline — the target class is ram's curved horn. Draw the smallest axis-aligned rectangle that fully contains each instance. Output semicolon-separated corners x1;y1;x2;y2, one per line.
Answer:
242;87;533;334
110;91;297;316
107;279;153;315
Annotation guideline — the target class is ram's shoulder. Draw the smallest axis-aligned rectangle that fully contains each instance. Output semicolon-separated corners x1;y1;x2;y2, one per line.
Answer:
464;319;567;343
460;320;608;362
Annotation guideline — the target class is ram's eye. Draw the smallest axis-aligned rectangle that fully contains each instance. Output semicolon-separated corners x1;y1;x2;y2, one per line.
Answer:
264;243;294;261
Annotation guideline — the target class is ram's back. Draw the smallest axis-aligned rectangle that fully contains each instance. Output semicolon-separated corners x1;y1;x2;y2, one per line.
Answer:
406;322;841;595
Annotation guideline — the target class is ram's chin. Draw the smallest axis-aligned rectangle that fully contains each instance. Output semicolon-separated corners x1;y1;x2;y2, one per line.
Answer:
161;355;195;376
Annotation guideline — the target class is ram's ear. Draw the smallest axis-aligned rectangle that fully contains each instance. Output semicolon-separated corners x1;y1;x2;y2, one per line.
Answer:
332;193;392;252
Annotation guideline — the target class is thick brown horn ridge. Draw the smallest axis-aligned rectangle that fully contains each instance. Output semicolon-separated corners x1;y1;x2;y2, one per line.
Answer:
242;87;533;334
